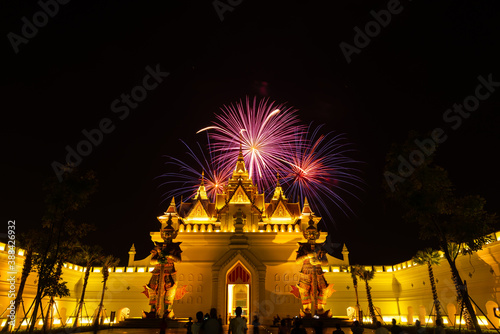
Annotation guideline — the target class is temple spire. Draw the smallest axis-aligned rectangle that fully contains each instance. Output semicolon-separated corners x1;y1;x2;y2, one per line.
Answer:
231;135;250;181
128;244;136;266
272;172;287;201
165;197;177;215
302;197;313;214
194;171;208;200
239;133;243;157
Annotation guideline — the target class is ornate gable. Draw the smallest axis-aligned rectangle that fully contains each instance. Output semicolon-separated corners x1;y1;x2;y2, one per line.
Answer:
228;184;251;204
269;199;293;221
186;200;210;221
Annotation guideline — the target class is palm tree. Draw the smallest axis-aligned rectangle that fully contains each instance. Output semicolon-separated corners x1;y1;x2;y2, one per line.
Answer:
73;245;103;328
2;230;38;332
353;265;377;324
41;260;70;334
413;248;442;323
383;132;497;334
93;255;120;333
448;242;473;328
350;265;362;321
28;169;97;333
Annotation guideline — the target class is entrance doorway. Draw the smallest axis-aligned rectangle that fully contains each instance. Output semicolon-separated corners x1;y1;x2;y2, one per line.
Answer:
228;284;249;317
226;262;251;323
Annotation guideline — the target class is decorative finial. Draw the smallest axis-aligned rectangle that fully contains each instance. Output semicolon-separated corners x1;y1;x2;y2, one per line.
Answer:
276;172;280;187
161;214;178;241
303;215;320;241
201;170;205;186
238;129;245;160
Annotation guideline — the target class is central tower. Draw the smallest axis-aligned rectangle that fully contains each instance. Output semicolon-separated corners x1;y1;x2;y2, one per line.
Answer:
140;149;335;323
214;146;265;233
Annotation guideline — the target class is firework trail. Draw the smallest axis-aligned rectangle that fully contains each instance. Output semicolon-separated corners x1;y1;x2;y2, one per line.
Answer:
280;123;364;224
158;136;232;203
198;96;304;193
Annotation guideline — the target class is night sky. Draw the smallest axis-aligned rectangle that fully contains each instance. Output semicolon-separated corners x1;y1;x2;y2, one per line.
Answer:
2;0;499;266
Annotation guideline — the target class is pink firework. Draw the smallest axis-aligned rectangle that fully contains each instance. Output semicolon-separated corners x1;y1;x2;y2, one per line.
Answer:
280;124;364;222
198;96;304;193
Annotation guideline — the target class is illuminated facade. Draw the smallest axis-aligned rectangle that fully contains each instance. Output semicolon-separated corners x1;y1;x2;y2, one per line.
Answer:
132;149;341;321
1;152;500;328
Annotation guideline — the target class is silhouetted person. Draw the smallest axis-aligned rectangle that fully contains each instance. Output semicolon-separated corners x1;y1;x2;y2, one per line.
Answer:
252;315;260;334
205;308;223;334
193;311;205;334
313;320;323;334
332;323;344;334
229;307;247;334
390;319;402;334
279;319;289;334
375;321;389;334
351;321;364;334
290;319;306;334
185;317;193;334
415;320;425;334
285;315;292;331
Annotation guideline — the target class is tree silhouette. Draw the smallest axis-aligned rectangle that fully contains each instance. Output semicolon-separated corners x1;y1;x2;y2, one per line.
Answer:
2;230;38;332
350;265;362;321
93;255;120;333
72;245;104;328
27;169;97;333
384;132;497;334
413;248;442;323
352;265;376;324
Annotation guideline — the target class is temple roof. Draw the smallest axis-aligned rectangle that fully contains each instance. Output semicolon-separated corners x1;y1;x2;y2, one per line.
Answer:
301;197;313;215
271;173;287;201
193;171;208;200
229;143;251;186
165;197;177;215
159;145;321;228
179;201;216;218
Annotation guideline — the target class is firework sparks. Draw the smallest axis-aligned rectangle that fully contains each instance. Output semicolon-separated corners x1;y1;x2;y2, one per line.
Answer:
158;137;232;203
198;96;304;193
160;98;364;225
280;124;364;223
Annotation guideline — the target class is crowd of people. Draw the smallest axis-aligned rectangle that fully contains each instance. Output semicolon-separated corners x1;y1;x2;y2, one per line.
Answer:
365;318;445;334
166;306;259;334
191;308;225;334
160;313;445;334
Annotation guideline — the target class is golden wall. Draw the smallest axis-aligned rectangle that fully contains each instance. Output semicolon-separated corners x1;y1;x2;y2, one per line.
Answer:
1;232;500;329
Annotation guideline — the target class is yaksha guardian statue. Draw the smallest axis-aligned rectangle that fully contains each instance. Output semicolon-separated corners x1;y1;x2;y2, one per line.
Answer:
292;219;335;317
143;216;187;318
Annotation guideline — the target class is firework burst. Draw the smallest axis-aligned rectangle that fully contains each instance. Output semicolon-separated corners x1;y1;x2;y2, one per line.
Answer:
160;98;363;225
198;96;304;193
158;136;232;203
280;123;364;223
